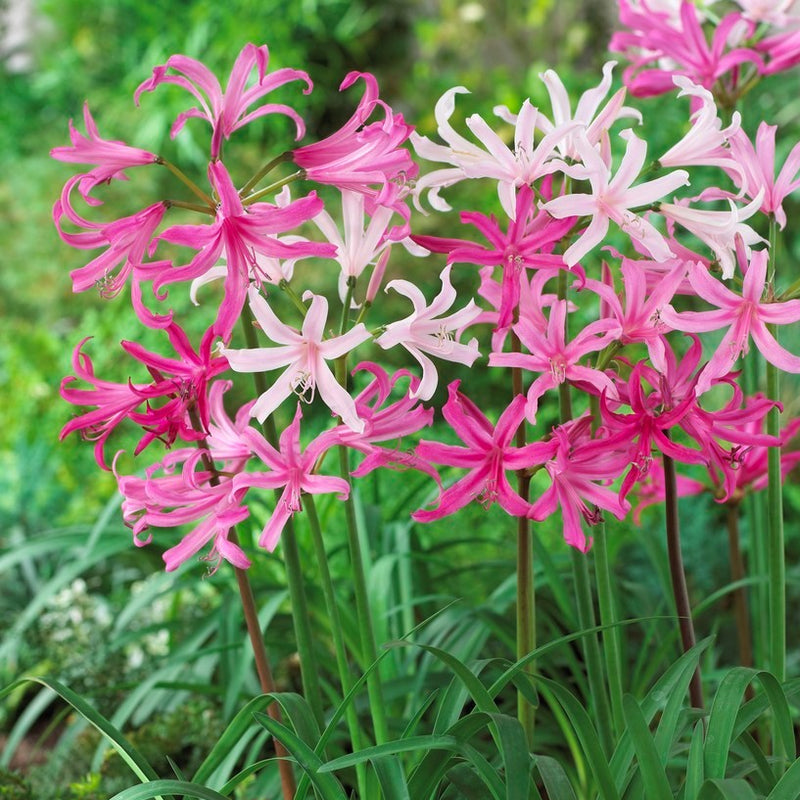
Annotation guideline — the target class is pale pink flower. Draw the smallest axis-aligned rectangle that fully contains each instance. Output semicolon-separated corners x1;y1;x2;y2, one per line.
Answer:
534;60;642;163
659;193;764;279
312;189;402;302
733;0;799;25
722;122;800;229
412;87;574;218
489;299;618;422
375;266;481;400
220;287;371;430
135;43;311;157
658;78;742;174
661;248;800;390
543;129;689;265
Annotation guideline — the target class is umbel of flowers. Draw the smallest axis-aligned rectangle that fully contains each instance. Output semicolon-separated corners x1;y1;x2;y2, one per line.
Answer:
54;1;800;787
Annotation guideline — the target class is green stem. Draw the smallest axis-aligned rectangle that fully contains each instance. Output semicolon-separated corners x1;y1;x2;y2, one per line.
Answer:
304;494;369;798
334;355;389;744
592;521;624;737
726;503;754;703
243;170;305;204
511;331;535;748
240;150;293;196
766;353;785;685
662;452;703;709
240;311;326;729
338;435;390;744
279;279;310;317
340;276;357;335
165;199;215;215
156;157;215;208
765;214;786;689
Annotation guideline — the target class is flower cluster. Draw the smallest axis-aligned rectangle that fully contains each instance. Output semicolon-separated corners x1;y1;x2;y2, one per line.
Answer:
56;21;800;572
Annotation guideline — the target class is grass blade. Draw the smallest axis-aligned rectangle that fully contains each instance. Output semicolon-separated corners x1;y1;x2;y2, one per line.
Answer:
621;694;673;800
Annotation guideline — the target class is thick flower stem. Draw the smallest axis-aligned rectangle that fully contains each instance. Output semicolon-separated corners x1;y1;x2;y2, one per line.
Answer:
726;503;754;694
240;310;327;729
187;408;295;800
662;452;703;709
303;493;369;798
765;354;785;684
511;332;535;748
338;441;390;745
240;150;293;196
592;521;625;738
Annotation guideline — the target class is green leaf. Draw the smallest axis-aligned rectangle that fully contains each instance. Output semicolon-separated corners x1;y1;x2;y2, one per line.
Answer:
408;713;499;799
486;713;532;800
372;757;411;800
107;780;230;800
683;720;705;800
706;668;794;781
253;711;348;800
192;694;280;785
621;694;673;800
697;778;758;800
537;677;620;800
319;735;461;771
0;676;159;785
766;757;800;800
534;755;576;800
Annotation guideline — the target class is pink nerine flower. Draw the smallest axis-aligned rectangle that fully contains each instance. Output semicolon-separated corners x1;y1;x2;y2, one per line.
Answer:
542;130;689;266
528;416;631;552
220;287;371;431
412;384;551;521
292;72;418;215
725;122;800;229
51;103;157;200
489;299;618;423
234;406;349;550
661;248;800;390
325;363;436;479
610;0;763;96
413;185;574;333
135;43;311;157
375;266;481;401
116;381;255;572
